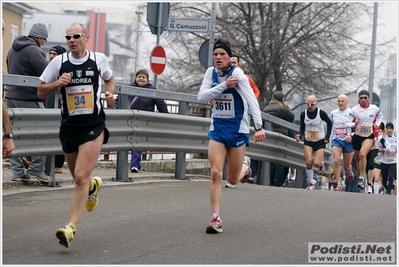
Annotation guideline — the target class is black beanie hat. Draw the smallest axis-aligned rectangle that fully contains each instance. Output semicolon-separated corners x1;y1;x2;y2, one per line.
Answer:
358;89;370;97
50;45;66;55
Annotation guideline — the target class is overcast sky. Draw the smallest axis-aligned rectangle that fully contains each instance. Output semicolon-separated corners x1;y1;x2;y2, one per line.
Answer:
80;1;398;41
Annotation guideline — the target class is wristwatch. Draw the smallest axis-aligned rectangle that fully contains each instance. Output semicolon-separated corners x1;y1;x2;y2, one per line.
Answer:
3;132;14;139
254;123;263;131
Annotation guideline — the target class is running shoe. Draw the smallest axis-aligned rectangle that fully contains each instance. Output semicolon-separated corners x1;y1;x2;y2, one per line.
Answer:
240;156;252;183
86;176;102;212
130;167;139;173
334;184;342;192
240;168;252;183
225;182;234;188
55;225;76;248
318;160;325;173
366;185;373;194
206;216;223;234
346;171;354;182
243;156;251;167
357;176;365;188
306;183;315;190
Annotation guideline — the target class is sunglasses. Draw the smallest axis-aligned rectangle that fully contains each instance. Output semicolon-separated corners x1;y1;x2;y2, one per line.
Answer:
65;33;87;40
306;102;316;106
359;97;368;100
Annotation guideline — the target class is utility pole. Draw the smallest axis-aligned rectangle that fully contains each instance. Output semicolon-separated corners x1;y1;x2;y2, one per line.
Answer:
368;2;378;103
207;3;216;67
134;10;143;74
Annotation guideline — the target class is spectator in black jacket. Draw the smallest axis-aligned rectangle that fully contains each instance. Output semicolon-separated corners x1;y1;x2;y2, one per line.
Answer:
263;91;295;186
112;69;169;172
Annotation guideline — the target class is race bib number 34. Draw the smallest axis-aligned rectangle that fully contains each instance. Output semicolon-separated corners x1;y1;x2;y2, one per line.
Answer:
66;85;94;116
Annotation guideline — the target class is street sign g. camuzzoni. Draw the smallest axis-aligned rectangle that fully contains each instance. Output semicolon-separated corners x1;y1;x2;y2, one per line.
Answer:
167;18;209;33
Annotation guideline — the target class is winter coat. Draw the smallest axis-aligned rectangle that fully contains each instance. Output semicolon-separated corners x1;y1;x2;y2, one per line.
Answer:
5;35;48;101
112;81;168;113
263;99;295;136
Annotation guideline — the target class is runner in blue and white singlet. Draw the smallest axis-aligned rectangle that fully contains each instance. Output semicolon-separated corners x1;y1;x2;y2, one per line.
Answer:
198;65;263;146
197;39;265;234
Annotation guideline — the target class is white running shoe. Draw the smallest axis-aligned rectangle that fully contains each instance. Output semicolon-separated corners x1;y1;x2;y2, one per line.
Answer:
240;156;252;183
206;215;222;234
366;185;373;194
357;177;365;188
319;160;325;173
306;183;315;190
225;182;234;188
243;156;251;166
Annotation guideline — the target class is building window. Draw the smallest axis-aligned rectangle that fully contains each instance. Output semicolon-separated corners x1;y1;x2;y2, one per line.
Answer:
10;24;18;46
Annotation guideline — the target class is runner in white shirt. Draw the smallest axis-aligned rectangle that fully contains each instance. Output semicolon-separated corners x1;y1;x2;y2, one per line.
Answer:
348;90;383;193
330;95;355;192
376;122;396;195
372;123;386;194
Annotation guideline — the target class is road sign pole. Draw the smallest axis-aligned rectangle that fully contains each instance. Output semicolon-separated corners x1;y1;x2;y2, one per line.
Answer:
208;3;216;67
154;4;163;88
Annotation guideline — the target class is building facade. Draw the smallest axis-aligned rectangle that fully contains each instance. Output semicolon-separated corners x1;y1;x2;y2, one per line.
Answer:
378;54;397;125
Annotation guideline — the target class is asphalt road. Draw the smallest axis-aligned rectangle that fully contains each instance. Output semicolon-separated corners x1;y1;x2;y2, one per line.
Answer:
2;179;397;265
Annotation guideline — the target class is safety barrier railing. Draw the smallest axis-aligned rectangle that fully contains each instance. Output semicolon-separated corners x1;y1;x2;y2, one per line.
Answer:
3;74;332;186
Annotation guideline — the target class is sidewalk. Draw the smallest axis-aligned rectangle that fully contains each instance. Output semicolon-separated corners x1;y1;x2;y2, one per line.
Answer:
2;159;210;194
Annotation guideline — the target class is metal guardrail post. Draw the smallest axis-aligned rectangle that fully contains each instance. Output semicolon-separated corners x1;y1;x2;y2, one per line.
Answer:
258;122;272;186
115;92;130;182
295;169;305;189
257;161;270;186
44;90;59;186
175;102;189;179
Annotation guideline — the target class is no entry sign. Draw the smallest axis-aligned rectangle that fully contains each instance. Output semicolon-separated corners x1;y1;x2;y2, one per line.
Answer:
150;45;166;75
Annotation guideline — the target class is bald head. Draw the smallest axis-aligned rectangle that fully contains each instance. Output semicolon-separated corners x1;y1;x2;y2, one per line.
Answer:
307;95;317;103
337;94;348;110
306;95;317;111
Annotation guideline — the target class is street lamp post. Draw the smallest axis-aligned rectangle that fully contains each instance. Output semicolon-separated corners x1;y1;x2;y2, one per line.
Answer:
134;11;143;75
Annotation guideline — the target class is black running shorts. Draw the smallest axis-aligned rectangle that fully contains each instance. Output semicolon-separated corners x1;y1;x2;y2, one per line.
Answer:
304;139;326;152
352;134;374;151
59;122;110;153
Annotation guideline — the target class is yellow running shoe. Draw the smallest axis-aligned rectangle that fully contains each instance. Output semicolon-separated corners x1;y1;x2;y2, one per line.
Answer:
56;225;76;248
86;176;102;212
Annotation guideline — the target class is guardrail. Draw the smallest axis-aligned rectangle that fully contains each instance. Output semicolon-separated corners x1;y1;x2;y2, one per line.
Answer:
3;74;332;187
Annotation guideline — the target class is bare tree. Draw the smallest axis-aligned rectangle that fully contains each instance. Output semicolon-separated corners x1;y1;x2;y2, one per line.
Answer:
158;2;391;110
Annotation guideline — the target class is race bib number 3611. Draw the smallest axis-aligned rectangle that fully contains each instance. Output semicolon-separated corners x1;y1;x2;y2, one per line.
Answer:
66;85;94;116
213;93;235;118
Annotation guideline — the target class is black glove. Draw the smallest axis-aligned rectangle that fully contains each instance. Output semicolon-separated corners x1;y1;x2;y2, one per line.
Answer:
380;138;386;149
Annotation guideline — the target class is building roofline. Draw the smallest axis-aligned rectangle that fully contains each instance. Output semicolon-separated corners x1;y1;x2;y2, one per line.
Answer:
2;2;39;15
